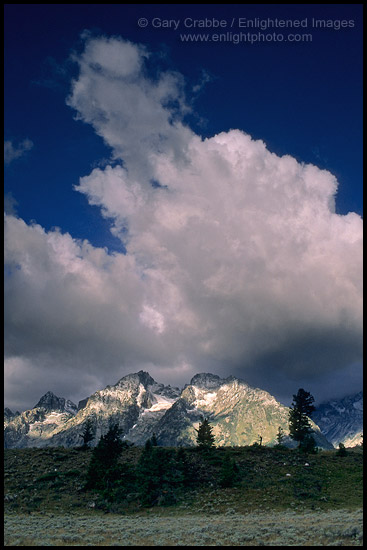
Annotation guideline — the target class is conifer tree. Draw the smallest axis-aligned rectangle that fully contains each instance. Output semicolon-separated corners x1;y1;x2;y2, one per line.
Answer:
288;388;315;447
196;417;215;448
219;452;239;487
299;433;317;454
276;426;285;446
85;422;126;491
176;448;194;487
336;442;348;456
144;437;153;453
79;417;95;450
137;445;179;506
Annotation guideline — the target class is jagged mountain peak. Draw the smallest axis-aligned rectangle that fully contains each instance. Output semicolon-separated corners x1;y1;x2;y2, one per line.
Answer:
188;373;254;393
4;392;78;449
4;408;19;420
4;407;13;419
81;370;180;417
34;391;77;414
115;370;156;389
5;370;349;450
189;373;224;389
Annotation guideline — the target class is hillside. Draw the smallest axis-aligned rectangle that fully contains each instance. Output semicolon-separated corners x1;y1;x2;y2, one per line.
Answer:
4;445;363;515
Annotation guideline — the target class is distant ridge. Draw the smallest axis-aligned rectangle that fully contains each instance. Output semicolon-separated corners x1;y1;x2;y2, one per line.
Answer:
313;391;363;448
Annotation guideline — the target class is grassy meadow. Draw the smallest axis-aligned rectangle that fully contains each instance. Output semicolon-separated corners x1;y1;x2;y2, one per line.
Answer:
4;445;363;545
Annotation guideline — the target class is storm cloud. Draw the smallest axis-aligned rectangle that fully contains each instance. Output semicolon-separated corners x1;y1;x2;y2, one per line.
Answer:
4;36;362;411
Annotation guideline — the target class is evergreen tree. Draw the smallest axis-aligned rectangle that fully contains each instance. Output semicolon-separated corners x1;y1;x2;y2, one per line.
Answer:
196;417;215;448
175;448;194;488
219;452;239;488
79;417;95;450
144;437;153;453
276;426;285;446
288;388;315;447
137;446;181;506
336;442;348;456
298;433;317;454
85;422;127;492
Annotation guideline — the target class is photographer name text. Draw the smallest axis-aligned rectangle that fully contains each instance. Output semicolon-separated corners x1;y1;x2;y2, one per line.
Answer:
138;17;355;32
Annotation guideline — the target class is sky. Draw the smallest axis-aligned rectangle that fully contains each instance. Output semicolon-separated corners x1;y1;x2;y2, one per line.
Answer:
4;4;363;412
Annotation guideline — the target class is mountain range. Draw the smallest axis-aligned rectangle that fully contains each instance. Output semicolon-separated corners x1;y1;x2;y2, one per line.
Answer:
312;391;363;448
4;371;362;449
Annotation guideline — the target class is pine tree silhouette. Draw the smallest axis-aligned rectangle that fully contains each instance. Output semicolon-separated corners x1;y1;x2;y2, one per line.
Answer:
195;417;215;448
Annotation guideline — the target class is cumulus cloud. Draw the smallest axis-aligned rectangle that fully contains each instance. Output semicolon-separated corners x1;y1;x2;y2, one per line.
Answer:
66;35;192;184
4;138;33;164
4;35;362;410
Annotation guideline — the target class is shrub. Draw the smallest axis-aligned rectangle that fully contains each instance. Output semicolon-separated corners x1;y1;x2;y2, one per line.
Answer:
336;442;348;457
298;434;318;455
293;471;323;500
35;472;60;483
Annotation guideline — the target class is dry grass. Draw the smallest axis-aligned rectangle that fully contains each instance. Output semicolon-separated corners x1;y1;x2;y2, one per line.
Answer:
4;508;363;546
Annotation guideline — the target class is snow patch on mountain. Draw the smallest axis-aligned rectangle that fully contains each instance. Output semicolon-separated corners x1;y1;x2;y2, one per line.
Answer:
144;393;177;413
5;370;352;450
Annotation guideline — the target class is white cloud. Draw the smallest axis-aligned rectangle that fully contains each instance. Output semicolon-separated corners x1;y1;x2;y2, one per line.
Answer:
4;35;363;410
4;138;33;164
140;304;166;334
67;35;192;184
4;192;18;215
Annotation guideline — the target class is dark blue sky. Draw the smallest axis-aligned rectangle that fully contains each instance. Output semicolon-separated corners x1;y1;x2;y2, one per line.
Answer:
4;4;363;250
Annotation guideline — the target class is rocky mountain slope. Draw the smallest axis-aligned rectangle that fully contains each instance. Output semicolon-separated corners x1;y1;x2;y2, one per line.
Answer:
312;392;363;448
4;371;335;449
4;371;180;449
151;373;332;448
4;392;78;449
